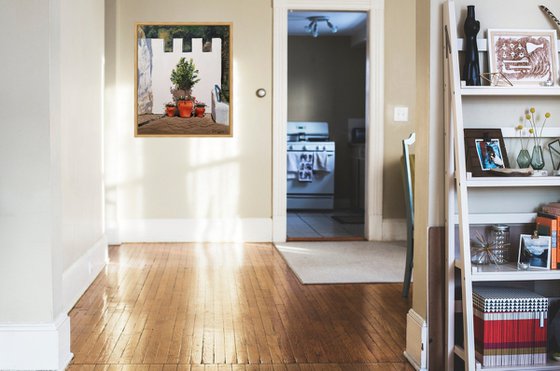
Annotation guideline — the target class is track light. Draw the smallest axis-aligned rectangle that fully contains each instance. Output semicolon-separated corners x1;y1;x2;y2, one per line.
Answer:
305;16;338;37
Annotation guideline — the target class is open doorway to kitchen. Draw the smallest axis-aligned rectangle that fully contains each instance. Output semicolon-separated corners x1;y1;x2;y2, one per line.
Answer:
272;0;384;243
286;11;367;241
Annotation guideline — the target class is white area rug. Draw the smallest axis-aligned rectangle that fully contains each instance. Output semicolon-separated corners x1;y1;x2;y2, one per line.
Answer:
275;241;407;284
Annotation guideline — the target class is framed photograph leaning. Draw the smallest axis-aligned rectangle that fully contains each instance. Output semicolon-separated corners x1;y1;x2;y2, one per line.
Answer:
464;129;509;177
518;233;552;270
135;23;232;137
488;29;559;86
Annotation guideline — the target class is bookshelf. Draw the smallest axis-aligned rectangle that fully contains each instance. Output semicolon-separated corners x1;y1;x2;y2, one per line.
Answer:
444;1;560;370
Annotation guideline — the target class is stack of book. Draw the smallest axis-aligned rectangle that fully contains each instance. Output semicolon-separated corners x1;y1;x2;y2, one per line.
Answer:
473;286;548;367
537;202;560;269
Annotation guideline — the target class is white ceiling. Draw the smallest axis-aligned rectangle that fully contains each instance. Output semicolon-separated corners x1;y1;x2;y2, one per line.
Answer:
288;11;367;37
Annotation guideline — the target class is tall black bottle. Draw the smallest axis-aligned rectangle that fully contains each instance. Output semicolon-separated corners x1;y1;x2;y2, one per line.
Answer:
462;5;481;86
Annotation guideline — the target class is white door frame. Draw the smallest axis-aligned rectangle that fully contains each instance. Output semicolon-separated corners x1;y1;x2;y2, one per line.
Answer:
272;0;385;242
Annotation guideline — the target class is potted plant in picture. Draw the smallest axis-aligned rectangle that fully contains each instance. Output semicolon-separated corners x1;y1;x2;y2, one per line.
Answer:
176;96;194;118
170;58;200;118
194;102;206;118
165;102;176;117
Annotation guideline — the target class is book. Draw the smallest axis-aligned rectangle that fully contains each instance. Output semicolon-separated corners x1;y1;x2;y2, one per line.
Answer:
538;210;560;267
536;215;557;269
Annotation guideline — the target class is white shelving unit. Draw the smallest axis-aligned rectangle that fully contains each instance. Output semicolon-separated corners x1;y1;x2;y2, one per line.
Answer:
444;1;560;370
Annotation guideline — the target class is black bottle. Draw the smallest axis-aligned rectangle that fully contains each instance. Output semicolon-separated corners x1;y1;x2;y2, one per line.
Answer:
462;5;481;86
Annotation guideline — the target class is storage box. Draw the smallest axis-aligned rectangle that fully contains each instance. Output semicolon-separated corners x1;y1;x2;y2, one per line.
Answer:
473;287;548;367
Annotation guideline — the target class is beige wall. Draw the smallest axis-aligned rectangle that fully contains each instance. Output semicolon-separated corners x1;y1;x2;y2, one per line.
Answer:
384;0;417;219
105;0;273;235
106;0;417;236
287;36;366;208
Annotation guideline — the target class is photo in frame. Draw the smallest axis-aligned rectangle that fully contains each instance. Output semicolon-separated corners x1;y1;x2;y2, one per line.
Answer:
464;129;509;177
487;29;559;86
135;23;232;137
518;233;552;269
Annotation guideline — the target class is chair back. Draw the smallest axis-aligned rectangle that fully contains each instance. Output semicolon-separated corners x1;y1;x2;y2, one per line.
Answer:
402;133;415;226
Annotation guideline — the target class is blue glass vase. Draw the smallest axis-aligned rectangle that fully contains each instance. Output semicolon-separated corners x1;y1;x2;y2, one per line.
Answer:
531;145;545;170
516;149;531;168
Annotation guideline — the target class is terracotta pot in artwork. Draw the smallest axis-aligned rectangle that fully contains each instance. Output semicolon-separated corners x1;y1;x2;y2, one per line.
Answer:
194;105;206;118
165;105;176;117
177;99;194;118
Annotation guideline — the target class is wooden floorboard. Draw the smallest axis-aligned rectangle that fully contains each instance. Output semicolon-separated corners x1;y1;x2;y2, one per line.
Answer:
68;243;414;370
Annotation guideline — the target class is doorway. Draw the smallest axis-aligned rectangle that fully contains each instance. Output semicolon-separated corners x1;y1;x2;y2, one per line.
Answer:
272;0;385;243
286;11;367;240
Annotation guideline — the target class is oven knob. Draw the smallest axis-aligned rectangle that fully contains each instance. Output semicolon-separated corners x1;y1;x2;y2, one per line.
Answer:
316;146;319;150
303;146;307;150
289;145;293;150
323;146;326;151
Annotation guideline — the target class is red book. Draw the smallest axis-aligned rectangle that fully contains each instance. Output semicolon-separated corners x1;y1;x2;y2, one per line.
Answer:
536;215;557;269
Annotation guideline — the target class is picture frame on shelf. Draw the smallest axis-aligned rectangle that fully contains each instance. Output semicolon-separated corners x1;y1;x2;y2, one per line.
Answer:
487;29;559;87
464;129;509;177
518;233;552;270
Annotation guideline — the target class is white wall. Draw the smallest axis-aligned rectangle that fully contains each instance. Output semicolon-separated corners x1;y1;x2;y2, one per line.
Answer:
0;0;57;324
0;0;105;368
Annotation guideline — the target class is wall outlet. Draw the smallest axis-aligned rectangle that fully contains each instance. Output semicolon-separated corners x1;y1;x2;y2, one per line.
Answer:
394;106;409;122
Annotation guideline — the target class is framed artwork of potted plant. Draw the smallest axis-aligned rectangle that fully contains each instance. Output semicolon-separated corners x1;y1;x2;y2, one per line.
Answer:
135;23;233;137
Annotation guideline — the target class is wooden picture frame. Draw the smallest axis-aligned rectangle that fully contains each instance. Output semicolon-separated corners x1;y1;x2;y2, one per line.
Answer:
135;23;233;137
518;233;551;270
464;129;509;177
488;29;559;87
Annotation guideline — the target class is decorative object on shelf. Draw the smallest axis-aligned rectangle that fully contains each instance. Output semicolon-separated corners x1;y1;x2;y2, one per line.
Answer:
489;168;533;176
471;232;501;266
480;72;513;87
539;5;560;31
547;139;560;173
135;23;232;137
518;232;552;270
525;108;551;170
532;144;546;170
464;129;509;177
490;224;510;264
462;6;481;86
515;124;532;168
488;29;559;86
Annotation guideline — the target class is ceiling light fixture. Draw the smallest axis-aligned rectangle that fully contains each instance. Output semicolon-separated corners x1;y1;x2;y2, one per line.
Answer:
304;16;338;38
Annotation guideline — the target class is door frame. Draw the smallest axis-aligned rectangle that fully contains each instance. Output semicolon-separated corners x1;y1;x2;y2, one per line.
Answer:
272;0;385;242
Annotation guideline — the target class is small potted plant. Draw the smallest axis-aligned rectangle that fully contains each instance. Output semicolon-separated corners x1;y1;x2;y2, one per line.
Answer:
194;102;206;118
165;102;176;117
176;95;194;118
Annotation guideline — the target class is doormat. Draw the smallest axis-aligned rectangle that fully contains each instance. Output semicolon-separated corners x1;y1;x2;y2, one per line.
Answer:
331;215;364;224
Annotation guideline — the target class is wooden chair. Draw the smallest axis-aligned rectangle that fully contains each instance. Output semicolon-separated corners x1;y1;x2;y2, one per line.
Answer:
401;133;415;297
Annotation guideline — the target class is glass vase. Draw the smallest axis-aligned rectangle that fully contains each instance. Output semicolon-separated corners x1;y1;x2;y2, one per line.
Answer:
516;149;531;168
531;145;545;170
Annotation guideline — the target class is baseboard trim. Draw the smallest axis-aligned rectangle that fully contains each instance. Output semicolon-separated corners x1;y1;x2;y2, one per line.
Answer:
382;218;406;241
0;313;72;370
118;218;272;242
62;236;108;313
405;308;428;370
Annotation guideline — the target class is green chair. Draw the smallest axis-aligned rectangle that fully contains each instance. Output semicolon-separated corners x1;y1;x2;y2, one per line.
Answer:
401;133;415;297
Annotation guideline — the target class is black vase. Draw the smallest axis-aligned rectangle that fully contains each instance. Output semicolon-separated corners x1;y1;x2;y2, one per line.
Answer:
462;5;481;86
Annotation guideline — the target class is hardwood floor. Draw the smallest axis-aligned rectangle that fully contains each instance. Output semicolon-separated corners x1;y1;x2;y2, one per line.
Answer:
68;243;414;370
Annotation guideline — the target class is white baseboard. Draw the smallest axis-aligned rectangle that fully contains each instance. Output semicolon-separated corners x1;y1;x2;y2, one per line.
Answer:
118;218;272;243
405;308;428;371
382;218;407;241
62;236;108;313
0;313;72;370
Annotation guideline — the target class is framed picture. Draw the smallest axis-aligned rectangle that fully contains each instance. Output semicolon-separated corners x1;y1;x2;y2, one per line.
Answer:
488;29;559;86
464;129;509;177
135;23;232;137
518;233;552;269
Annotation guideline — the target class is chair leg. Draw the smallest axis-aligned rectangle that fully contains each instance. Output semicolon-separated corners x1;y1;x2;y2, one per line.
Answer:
402;232;414;297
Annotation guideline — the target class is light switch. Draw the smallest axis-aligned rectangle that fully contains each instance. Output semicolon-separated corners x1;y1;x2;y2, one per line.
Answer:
394;106;409;122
